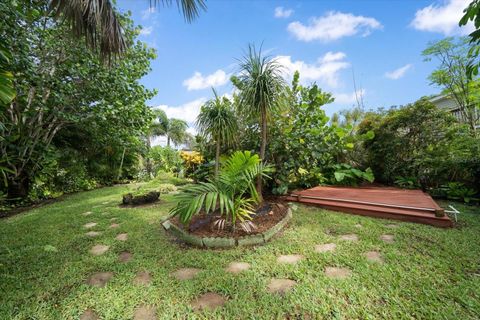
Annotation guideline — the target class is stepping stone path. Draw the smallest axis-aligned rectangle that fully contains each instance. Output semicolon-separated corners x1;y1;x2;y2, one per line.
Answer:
340;234;358;241
80;309;99;320
116;233;128;241
365;251;384;263
133;271;152;286
267;278;297;294
277;254;304;264
380;234;394;243
118;251;133;263
133;305;156;320
84;222;97;229
109;223;120;229
226;262;250;274
86;272;113;287
325;267;352;279
90;244;109;256
315;243;336;253
85;231;101;237
191;293;227;311
82;211;93;216
171;268;201;280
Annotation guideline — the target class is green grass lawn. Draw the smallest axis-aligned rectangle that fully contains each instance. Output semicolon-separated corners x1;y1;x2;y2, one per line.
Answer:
1;184;479;319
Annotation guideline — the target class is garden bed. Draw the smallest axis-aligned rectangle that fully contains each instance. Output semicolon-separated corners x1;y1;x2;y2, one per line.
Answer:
162;200;292;248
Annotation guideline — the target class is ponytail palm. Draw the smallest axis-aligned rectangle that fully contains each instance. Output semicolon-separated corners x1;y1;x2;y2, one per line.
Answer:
235;44;285;201
196;89;238;178
170;151;271;229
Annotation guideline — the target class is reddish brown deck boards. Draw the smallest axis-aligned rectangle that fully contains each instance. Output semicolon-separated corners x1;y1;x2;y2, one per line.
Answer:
286;186;453;227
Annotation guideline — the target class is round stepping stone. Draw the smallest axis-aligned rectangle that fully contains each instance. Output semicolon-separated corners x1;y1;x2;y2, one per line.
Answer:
325;267;351;279
84;222;97;229
380;234;394;243
116;233;128;241
82;211;93;216
90;245;109;256
267;278;297;294
80;309;99;320
133;305;156;320
171;268;201;280
191;293;227;311
118;251;133;263
109;223;120;229
133;271;152;286
340;234;358;241
365;251;383;263
277;254;304;264
85;231;101;237
86;272;113;287
315;243;336;253
226;262;250;274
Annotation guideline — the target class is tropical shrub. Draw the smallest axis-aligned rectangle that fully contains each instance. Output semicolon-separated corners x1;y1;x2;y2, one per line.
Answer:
332;164;374;185
149;146;183;175
170;151;271;233
434;182;479;204
180;150;204;177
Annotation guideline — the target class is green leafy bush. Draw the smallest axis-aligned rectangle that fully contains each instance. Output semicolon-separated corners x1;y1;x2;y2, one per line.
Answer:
435;182;479;204
332;164;374;185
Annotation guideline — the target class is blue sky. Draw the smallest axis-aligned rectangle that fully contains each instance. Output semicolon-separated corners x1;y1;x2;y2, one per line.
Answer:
117;0;473;137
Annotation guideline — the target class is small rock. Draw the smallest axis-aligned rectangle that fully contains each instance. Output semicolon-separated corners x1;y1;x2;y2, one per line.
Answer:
118;251;133;263
380;234;394;243
80;309;99;320
84;222;97;229
325;267;351;279
90;245;109;256
171;268;201;280
133;271;152;286
226;262;250;274
85;231;101;237
365;251;384;263
268;210;274;216
277;254;304;264
315;243;336;253
340;234;358;241
267;278;296;294
191;293;226;311
86;272;113;287
133;305;156;320
116;233;128;241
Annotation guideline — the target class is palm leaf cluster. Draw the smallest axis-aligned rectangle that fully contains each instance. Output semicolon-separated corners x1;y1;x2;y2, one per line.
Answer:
170;151;271;230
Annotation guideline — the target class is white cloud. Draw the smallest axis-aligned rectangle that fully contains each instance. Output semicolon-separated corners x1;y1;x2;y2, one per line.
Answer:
155;97;207;125
411;0;473;35
139;26;153;36
274;7;293;18
287;11;382;42
141;7;155;20
385;64;412;80
183;69;230;91
275;51;349;87
334;89;366;105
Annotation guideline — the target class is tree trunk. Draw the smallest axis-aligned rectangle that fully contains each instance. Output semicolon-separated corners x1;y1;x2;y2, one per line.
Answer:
7;173;30;200
117;147;126;181
215;138;220;180
167;136;171;147
257;107;267;203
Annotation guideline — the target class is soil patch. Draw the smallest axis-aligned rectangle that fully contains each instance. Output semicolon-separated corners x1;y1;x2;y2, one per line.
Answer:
86;272;113;287
315;243;336;253
118;251;133;262
171;268;201;280
365;251;383;263
171;200;288;238
133;271;152;286
267;278;296;294
133;305;156;320
225;262;250;274
325;267;351;279
80;309;99;320
191;293;227;311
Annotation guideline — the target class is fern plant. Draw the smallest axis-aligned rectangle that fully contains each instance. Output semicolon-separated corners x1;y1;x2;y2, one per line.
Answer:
169;151;271;232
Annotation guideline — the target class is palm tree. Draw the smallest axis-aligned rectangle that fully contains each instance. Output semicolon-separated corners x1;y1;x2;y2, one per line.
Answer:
196;88;238;178
49;0;207;59
147;109;169;148
235;44;285;201
148;109;188;147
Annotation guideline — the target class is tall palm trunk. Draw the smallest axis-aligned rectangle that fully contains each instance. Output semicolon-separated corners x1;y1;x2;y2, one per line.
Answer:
167;135;171;147
257;107;267;203
214;137;220;179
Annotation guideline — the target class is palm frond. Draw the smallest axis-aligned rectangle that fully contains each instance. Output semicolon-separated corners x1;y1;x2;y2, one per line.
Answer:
152;0;206;23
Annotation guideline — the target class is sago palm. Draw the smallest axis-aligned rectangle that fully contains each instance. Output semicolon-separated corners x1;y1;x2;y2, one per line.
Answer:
235;44;285;201
196;88;238;179
170;151;271;232
49;0;206;59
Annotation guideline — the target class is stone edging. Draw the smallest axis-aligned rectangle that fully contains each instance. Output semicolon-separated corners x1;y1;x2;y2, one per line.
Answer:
162;208;292;248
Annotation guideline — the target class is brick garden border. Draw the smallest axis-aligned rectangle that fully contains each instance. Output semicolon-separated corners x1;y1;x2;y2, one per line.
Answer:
162;208;292;248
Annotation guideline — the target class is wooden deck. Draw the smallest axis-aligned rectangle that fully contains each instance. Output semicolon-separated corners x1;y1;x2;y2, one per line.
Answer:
286;186;453;227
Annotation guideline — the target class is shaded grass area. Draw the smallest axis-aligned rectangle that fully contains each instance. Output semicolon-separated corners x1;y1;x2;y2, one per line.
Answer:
0;185;479;319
